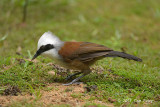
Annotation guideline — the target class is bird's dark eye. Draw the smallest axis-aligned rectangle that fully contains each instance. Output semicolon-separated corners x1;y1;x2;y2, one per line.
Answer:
40;46;45;49
39;44;54;53
46;44;54;49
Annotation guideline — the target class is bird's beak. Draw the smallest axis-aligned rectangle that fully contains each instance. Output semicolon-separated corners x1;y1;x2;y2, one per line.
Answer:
32;51;40;61
32;53;38;61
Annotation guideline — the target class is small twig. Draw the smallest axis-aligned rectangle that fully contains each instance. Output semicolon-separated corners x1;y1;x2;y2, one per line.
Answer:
22;0;28;22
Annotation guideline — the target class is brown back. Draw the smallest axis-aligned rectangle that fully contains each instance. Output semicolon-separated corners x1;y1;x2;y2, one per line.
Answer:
59;42;113;63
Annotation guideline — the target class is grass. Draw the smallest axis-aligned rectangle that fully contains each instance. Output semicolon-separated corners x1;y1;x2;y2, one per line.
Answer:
0;0;160;106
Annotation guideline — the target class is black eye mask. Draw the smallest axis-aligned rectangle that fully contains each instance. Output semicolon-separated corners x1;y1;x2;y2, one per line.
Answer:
32;44;54;60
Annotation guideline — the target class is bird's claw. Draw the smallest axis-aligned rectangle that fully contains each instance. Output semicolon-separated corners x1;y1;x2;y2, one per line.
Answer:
62;82;83;86
65;76;72;81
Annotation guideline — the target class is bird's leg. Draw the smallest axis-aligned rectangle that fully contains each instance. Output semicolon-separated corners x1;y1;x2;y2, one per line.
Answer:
65;72;82;80
63;74;86;86
63;70;91;86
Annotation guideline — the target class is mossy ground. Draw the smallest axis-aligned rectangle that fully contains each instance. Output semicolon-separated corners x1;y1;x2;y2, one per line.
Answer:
0;0;160;106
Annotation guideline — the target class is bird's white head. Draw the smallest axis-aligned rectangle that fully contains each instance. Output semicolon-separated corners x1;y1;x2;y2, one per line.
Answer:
32;31;64;60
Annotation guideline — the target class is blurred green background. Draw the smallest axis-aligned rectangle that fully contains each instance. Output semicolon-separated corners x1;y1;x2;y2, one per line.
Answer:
0;0;160;106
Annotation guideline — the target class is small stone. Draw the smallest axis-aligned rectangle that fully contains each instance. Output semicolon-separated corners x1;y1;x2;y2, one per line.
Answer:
48;71;56;76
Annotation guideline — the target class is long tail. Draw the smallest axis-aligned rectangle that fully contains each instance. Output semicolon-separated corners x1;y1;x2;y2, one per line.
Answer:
105;51;142;62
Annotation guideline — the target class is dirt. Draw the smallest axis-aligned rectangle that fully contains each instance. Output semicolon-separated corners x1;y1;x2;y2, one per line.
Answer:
0;83;114;107
3;86;21;96
84;85;97;92
108;97;117;103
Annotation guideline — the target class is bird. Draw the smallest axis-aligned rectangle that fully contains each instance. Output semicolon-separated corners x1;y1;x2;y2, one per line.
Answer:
32;31;142;85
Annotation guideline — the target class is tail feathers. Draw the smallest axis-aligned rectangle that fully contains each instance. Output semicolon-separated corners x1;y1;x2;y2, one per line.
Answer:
106;51;142;62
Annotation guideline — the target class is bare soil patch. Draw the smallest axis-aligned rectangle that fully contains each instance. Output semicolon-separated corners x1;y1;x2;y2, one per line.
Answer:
0;83;113;107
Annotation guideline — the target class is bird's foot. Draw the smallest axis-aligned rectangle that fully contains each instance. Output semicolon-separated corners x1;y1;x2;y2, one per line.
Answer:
63;73;86;86
65;75;73;81
65;72;82;81
62;82;83;86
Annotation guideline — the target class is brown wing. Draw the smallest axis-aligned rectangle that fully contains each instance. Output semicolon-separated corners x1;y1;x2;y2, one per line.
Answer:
58;42;113;63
